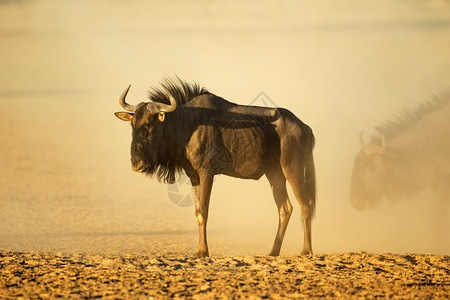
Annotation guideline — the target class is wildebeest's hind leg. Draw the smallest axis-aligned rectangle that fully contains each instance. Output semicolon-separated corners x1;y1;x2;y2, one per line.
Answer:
287;175;313;255
283;153;315;256
266;166;293;256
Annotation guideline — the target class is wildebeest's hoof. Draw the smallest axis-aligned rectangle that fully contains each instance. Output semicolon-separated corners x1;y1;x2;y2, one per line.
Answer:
301;248;313;256
194;250;209;258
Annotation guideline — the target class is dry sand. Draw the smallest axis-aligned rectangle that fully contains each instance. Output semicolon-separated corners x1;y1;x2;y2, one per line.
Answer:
1;251;448;299
1;2;450;299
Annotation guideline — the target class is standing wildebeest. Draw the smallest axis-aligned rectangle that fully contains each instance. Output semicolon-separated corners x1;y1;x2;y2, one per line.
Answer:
351;92;450;227
115;78;316;257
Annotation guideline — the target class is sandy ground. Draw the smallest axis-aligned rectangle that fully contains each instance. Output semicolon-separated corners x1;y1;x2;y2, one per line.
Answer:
0;251;448;299
1;2;450;299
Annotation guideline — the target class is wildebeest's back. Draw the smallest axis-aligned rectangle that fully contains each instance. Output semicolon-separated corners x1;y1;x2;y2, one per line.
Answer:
183;94;288;179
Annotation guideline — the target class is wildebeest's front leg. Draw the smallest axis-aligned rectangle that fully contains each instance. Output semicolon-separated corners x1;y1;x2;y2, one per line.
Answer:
190;173;214;258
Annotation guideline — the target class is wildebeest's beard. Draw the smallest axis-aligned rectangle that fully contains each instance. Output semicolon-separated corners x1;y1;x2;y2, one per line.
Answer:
130;124;160;174
130;123;180;184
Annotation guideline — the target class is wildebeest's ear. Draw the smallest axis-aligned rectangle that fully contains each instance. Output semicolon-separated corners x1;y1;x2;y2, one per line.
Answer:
115;112;133;122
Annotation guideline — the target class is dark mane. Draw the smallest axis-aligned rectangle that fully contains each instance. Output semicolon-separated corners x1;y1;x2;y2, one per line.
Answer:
148;77;208;106
371;89;450;144
152;139;183;184
144;77;208;183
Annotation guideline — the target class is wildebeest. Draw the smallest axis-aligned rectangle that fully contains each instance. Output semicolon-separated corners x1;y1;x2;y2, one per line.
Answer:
351;92;450;224
115;78;316;257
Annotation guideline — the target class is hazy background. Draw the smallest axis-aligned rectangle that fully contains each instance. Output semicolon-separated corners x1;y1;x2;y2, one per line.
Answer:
1;0;449;255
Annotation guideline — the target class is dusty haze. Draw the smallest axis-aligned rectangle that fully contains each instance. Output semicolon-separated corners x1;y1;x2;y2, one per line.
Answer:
0;0;449;256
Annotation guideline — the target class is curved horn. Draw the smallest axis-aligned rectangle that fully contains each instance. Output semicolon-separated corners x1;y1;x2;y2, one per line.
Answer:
358;130;365;148
147;90;178;113
119;84;136;112
161;91;178;112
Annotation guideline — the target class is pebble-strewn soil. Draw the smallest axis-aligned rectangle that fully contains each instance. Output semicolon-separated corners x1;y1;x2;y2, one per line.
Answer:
0;251;448;299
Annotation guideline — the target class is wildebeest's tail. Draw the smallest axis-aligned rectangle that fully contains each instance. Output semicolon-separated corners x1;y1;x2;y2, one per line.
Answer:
305;132;317;216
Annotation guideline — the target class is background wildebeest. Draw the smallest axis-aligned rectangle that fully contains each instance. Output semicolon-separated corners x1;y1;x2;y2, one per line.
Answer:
115;78;316;257
351;91;450;229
